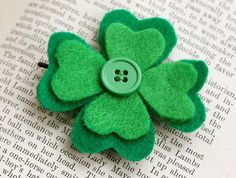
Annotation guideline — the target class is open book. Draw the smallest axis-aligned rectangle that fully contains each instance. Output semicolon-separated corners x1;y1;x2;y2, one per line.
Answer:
0;0;236;177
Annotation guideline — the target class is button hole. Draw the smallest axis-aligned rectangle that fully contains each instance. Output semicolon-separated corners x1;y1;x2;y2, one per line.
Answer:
114;76;121;82
123;70;128;75
115;69;121;75
122;77;128;82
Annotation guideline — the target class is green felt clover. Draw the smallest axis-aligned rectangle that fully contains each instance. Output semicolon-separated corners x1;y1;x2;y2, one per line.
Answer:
37;9;208;161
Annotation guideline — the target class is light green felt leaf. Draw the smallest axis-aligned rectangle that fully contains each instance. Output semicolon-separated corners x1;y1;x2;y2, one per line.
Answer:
105;23;165;71
99;10;177;65
83;92;151;140
169;60;208;132
37;32;90;112
71;107;155;161
139;61;198;123
51;40;105;102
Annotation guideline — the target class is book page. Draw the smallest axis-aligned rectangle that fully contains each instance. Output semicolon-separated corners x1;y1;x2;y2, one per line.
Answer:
0;1;29;42
0;0;236;178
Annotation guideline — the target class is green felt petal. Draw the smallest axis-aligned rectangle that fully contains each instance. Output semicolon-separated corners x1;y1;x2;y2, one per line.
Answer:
169;93;206;132
169;60;208;132
51;39;105;101
139;61;199;123
71;107;155;161
99;9;177;65
83;92;150;140
105;23;165;71
37;32;90;112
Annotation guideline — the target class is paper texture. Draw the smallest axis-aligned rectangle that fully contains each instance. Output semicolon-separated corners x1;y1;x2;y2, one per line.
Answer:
0;0;236;177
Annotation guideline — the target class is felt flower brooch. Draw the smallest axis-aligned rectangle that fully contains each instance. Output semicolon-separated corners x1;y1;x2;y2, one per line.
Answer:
37;10;208;161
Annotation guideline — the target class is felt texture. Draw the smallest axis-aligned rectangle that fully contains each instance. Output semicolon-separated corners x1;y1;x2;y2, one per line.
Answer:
84;93;150;140
51;40;105;101
169;60;208;132
105;23;165;71
37;10;209;161
98;9;177;66
139;61;198;123
139;60;208;132
37;32;92;112
71;107;155;161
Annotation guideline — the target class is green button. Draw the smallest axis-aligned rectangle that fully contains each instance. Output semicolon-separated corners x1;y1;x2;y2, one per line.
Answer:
101;58;142;96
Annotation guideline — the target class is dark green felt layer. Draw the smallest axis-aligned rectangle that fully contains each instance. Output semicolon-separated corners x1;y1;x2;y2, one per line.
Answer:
98;9;177;66
51;40;105;102
105;23;165;71
84;93;150;140
37;32;92;112
169;60;208;132
71;107;155;161
139;61;198;123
